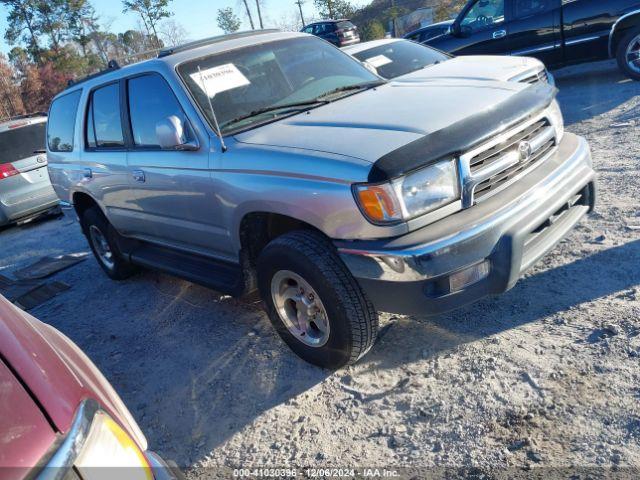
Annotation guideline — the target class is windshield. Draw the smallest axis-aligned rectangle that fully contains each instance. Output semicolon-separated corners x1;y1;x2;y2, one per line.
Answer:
177;37;381;134
0;122;46;164
352;41;449;80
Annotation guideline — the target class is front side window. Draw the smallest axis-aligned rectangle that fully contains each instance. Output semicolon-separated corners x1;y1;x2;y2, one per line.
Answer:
127;74;190;147
461;0;505;32
48;90;82;152
514;0;556;19
86;83;124;148
352;41;449;79
177;36;382;135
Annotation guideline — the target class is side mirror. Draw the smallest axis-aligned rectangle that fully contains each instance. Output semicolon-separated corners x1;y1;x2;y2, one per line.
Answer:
155;116;198;151
451;22;461;37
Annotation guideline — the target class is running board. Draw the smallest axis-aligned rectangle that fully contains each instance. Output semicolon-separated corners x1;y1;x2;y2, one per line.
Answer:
129;244;244;297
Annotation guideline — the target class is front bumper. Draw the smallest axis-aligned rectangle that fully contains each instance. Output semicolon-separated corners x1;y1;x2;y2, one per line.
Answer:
336;133;596;316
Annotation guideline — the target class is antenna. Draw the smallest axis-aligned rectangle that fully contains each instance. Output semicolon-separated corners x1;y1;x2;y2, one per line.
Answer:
197;65;227;153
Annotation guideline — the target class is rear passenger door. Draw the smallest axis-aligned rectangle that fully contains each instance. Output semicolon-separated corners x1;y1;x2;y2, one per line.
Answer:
82;82;134;232
124;72;220;256
507;0;562;66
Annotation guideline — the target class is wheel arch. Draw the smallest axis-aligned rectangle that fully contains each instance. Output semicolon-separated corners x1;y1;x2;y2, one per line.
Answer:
609;10;640;57
238;211;325;267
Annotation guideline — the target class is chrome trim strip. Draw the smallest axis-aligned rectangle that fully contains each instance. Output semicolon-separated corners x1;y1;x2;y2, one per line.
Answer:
38;399;98;480
565;35;603;46
512;42;560;56
609;9;640;57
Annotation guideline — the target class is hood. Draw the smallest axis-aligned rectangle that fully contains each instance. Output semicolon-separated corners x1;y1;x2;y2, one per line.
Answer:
0;360;55;476
0;295;147;450
235;78;532;163
398;55;544;83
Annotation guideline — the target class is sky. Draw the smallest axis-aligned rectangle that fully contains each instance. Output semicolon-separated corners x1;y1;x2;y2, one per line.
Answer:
0;0;370;55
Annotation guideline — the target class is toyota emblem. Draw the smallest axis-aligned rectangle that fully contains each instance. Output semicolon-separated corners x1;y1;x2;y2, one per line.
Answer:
518;141;533;161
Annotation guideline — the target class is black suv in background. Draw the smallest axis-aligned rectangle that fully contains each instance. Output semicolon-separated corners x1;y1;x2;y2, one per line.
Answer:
301;20;360;47
422;0;640;80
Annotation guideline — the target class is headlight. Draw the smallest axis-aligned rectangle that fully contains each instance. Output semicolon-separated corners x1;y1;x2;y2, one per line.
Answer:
75;410;153;480
354;159;459;224
547;99;564;142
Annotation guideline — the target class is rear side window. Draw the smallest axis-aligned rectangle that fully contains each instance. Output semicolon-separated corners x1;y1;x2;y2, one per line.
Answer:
0;122;46;164
127;74;189;147
48;90;81;152
336;21;355;30
86;83;124;148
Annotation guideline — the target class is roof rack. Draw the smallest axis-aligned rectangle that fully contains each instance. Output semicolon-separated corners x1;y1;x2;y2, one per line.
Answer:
66;60;120;89
158;29;281;58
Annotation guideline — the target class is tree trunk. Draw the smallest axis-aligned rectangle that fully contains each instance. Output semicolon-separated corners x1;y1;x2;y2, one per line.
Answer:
242;0;255;29
255;0;264;29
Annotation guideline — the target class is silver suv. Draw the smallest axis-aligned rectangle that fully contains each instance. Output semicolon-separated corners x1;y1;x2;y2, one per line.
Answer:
1;114;60;227
47;31;596;368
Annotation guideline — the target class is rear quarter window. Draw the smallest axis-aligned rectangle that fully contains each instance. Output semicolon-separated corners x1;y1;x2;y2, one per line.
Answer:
48;90;82;152
0;122;46;164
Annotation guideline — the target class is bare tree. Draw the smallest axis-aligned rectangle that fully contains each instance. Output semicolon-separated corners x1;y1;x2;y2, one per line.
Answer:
240;0;255;29
159;18;188;46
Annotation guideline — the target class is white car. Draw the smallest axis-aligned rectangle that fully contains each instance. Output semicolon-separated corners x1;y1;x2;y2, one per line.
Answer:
343;38;555;86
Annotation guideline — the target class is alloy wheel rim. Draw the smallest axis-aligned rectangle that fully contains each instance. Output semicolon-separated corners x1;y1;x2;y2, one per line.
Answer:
626;34;640;73
89;225;115;270
270;270;330;348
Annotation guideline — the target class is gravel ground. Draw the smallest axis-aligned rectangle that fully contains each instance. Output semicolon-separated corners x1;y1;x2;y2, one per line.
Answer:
0;60;638;478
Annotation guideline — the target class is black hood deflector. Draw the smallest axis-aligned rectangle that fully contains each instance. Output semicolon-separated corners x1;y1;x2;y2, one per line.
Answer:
368;83;557;182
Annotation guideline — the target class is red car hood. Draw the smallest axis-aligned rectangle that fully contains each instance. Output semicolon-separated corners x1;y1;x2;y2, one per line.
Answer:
0;295;146;450
0;360;55;477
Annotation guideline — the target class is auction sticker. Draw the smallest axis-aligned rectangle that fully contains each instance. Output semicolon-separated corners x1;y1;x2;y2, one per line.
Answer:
365;55;392;68
190;63;250;97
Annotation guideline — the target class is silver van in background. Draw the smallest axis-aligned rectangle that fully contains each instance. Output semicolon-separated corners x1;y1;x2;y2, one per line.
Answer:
0;114;60;227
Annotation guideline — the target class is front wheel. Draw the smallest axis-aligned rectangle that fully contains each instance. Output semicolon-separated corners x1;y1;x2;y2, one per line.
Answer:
81;206;138;280
257;231;379;369
616;26;640;81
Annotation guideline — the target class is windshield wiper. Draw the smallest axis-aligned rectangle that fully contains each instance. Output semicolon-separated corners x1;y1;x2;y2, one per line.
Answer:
220;99;329;130
316;80;385;100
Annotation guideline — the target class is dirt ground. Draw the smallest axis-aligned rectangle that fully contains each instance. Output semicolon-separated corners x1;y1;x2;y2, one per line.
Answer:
0;60;638;478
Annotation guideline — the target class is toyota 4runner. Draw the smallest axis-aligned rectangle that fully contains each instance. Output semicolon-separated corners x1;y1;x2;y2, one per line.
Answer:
46;31;596;369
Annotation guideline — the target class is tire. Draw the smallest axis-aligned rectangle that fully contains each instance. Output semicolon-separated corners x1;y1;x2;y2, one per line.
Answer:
616;26;640;81
81;206;137;280
257;230;379;369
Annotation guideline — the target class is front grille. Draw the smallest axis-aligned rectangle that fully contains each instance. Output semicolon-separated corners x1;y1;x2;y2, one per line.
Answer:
470;119;549;172
474;137;555;200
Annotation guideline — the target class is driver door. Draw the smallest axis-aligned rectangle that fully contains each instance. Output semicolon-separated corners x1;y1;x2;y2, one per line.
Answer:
454;0;510;56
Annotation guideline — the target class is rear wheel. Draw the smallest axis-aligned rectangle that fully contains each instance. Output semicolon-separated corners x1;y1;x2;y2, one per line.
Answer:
81;206;137;280
616;27;640;80
257;230;378;369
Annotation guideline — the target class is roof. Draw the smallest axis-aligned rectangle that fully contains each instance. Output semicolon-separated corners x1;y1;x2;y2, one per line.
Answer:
54;30;306;102
342;38;401;55
305;19;351;26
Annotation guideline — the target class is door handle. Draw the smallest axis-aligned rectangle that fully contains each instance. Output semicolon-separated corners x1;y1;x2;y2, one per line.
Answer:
132;170;145;182
83;168;92;179
493;29;507;39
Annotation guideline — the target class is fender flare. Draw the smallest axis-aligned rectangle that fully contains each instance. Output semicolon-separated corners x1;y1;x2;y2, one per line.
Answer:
609;9;640;57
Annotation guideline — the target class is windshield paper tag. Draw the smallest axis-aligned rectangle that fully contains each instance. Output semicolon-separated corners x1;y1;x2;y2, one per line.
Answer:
190;63;250;97
365;55;392;68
